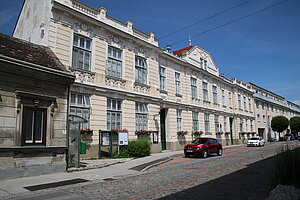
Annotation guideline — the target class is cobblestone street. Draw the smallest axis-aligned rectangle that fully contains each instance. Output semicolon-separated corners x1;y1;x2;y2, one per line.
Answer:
10;142;300;200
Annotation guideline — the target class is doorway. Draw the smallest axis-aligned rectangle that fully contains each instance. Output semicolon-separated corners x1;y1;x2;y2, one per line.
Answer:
160;109;167;150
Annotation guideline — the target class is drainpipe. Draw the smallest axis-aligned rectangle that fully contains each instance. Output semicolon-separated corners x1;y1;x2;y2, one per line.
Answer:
66;85;71;169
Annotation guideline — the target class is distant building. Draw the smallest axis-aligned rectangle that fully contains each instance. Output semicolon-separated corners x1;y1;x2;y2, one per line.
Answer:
0;33;74;180
12;0;300;159
248;83;300;141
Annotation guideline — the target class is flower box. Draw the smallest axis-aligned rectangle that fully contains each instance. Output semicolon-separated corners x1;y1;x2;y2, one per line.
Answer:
80;128;93;135
135;129;153;136
177;131;188;136
193;131;203;136
111;128;128;134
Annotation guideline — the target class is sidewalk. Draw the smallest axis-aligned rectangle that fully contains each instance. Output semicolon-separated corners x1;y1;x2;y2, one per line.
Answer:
0;150;182;198
0;144;245;198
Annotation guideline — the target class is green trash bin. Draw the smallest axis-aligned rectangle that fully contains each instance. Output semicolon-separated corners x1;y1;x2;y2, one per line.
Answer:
80;140;86;154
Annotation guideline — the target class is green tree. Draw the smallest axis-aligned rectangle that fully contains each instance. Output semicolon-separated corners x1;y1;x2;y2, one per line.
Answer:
271;115;289;138
290;116;300;134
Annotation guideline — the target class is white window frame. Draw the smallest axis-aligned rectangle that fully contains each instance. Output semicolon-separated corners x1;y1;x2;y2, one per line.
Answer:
214;115;219;133
159;66;166;91
107;98;122;130
177;109;182;132
213;85;218;104
135;56;148;85
70;92;91;129
191;77;197;99
192;112;199;133
135;102;148;131
107;46;122;78
238;94;242;110
202;82;208;101
222;90;225;106
175;72;181;95
72;34;92;71
204;113;210;135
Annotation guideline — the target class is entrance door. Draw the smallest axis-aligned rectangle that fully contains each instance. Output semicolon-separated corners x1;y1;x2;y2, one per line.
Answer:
160;109;167;150
229;117;234;145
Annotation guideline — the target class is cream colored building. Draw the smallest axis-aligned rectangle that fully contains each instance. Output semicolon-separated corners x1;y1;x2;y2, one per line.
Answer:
248;83;300;141
13;0;298;157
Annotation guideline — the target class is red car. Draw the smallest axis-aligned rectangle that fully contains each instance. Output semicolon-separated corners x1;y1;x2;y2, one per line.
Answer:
184;137;223;158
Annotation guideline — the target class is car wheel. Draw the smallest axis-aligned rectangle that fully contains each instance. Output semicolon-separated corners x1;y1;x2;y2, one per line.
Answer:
202;150;208;158
185;154;190;158
217;149;223;156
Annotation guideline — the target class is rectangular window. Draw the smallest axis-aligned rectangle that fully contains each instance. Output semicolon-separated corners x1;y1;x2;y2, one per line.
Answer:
222;90;225;106
107;46;122;78
175;72;181;95
214;115;219;133
135;102;148;131
243;96;247;111
204;60;207;70
250;120;253;132
202;82;208;101
177;109;182;132
213;85;218;104
248;98;252;112
107;98;122;130
229;92;232;108
159;66;166;91
70;93;91;129
22;107;47;145
192;112;199;133
191;77;197;99
204;113;210;135
224;116;227;133
238;94;242;110
135;56;147;85
72;34;92;71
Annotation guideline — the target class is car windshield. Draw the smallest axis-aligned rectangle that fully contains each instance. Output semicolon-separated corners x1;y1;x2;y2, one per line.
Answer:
192;138;208;144
249;137;259;140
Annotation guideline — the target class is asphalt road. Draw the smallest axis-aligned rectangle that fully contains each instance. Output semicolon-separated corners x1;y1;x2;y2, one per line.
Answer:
11;142;300;200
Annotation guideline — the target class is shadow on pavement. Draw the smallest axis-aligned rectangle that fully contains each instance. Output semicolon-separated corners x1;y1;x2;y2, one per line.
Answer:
159;155;276;200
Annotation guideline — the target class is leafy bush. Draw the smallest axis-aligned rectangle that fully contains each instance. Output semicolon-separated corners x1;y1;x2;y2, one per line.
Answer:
270;147;300;189
112;146;130;158
127;140;151;158
111;140;151;158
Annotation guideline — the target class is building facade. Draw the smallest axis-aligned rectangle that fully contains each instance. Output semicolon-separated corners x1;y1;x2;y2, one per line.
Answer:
248;83;300;141
0;33;74;179
13;0;299;158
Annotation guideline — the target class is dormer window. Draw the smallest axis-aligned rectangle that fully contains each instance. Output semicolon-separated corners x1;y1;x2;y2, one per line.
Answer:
204;60;207;70
200;58;204;68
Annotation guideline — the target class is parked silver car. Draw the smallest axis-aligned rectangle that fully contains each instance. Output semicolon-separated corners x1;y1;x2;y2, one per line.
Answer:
247;137;265;147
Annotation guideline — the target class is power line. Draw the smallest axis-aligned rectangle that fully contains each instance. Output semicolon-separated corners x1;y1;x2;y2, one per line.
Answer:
171;0;289;46
159;0;252;40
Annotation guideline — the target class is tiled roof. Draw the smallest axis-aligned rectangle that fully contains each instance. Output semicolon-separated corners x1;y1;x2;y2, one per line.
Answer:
172;45;194;57
0;33;67;72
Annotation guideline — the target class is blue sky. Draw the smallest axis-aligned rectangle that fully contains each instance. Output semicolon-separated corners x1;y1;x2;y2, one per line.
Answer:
0;0;299;104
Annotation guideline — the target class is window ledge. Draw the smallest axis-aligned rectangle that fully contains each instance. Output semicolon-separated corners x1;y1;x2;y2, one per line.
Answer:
70;67;95;75
176;93;183;97
105;75;126;82
159;90;168;94
134;82;150;88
